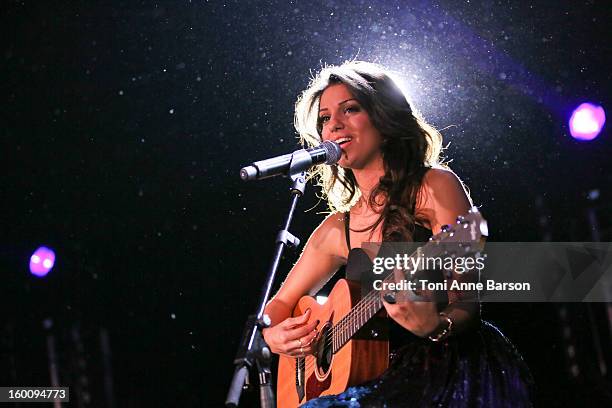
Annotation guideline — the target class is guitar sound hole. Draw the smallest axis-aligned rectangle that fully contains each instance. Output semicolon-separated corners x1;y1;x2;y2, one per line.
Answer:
315;322;333;376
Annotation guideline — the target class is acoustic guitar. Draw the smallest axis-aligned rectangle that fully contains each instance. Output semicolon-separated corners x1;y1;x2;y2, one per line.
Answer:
276;207;488;407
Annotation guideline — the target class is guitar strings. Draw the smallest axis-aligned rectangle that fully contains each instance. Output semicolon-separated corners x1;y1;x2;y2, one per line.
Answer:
301;288;382;372
326;243;428;350
302;263;397;365
300;243;433;372
295;217;480;375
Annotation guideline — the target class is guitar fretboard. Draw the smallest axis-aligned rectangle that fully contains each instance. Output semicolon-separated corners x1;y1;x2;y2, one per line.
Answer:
326;209;484;354
330;252;414;354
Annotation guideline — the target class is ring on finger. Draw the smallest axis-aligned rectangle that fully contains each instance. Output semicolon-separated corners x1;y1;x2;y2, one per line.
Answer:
297;338;303;347
299;346;304;355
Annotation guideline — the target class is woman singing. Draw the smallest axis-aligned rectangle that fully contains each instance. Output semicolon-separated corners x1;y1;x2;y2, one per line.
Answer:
262;60;534;407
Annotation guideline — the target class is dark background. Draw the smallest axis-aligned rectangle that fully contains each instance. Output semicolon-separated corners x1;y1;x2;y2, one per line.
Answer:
2;0;611;406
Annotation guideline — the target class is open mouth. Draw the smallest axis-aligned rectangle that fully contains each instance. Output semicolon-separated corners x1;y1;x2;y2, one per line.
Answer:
335;136;352;146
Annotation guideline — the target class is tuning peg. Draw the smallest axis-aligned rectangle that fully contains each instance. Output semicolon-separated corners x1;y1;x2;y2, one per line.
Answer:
455;215;465;223
441;224;451;232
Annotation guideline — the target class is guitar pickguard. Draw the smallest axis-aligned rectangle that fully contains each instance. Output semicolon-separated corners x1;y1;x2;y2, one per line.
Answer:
295;357;305;401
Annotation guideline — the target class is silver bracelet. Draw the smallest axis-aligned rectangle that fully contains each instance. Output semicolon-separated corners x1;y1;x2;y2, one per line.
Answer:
428;312;453;342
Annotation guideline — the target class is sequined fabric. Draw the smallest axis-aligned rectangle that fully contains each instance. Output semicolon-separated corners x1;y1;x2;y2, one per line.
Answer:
299;320;534;408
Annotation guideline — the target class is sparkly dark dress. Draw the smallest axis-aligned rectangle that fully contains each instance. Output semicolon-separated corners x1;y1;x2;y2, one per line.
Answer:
300;214;534;408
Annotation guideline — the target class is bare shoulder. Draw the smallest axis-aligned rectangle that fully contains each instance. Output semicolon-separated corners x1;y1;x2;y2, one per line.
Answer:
422;167;466;191
416;167;473;233
420;167;471;203
308;211;347;254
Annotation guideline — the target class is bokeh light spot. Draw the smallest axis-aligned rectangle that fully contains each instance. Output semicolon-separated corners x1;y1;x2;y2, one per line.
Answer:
569;103;606;141
29;246;55;277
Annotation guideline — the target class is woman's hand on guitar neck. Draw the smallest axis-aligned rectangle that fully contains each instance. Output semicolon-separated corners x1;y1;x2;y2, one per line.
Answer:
262;308;319;357
381;295;441;338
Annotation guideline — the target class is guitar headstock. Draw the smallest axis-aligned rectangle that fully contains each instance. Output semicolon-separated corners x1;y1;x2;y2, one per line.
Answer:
422;206;488;259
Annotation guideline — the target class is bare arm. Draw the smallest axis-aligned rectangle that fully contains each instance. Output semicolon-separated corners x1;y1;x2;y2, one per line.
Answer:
420;168;480;335
384;168;479;337
262;212;346;355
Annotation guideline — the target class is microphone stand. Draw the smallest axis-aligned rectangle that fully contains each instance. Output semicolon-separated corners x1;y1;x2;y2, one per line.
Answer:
226;150;313;407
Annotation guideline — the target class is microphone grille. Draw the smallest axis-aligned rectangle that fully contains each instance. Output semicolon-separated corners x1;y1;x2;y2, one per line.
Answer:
321;140;342;164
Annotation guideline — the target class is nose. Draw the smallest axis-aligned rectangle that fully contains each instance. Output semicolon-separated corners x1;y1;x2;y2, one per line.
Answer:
326;113;344;135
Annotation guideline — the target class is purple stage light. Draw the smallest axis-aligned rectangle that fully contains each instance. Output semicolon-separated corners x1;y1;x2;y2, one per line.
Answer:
569;103;606;141
29;246;56;277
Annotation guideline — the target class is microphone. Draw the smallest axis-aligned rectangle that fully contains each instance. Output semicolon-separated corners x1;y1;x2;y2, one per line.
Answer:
240;140;342;181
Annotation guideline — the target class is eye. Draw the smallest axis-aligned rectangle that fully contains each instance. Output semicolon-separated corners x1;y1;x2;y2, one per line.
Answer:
319;106;359;124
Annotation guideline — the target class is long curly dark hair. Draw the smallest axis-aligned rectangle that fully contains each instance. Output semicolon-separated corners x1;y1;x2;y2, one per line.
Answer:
294;60;448;242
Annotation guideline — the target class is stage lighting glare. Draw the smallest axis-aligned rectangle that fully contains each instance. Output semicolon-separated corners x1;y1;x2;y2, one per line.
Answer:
29;246;56;277
569;103;606;141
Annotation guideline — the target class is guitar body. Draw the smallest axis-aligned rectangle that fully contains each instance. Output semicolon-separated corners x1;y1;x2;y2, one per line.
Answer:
276;208;488;407
277;278;389;407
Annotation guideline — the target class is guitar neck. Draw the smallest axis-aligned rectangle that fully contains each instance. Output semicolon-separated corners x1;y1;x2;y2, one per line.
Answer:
329;207;487;354
331;255;408;354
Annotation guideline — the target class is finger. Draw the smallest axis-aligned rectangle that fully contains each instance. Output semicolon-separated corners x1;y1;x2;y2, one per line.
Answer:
381;299;395;313
285;326;319;354
294;327;319;348
286;319;319;339
395;289;413;303
382;291;397;304
284;308;311;327
302;345;314;356
288;342;314;357
307;318;319;330
382;301;405;320
287;317;318;334
303;327;319;345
